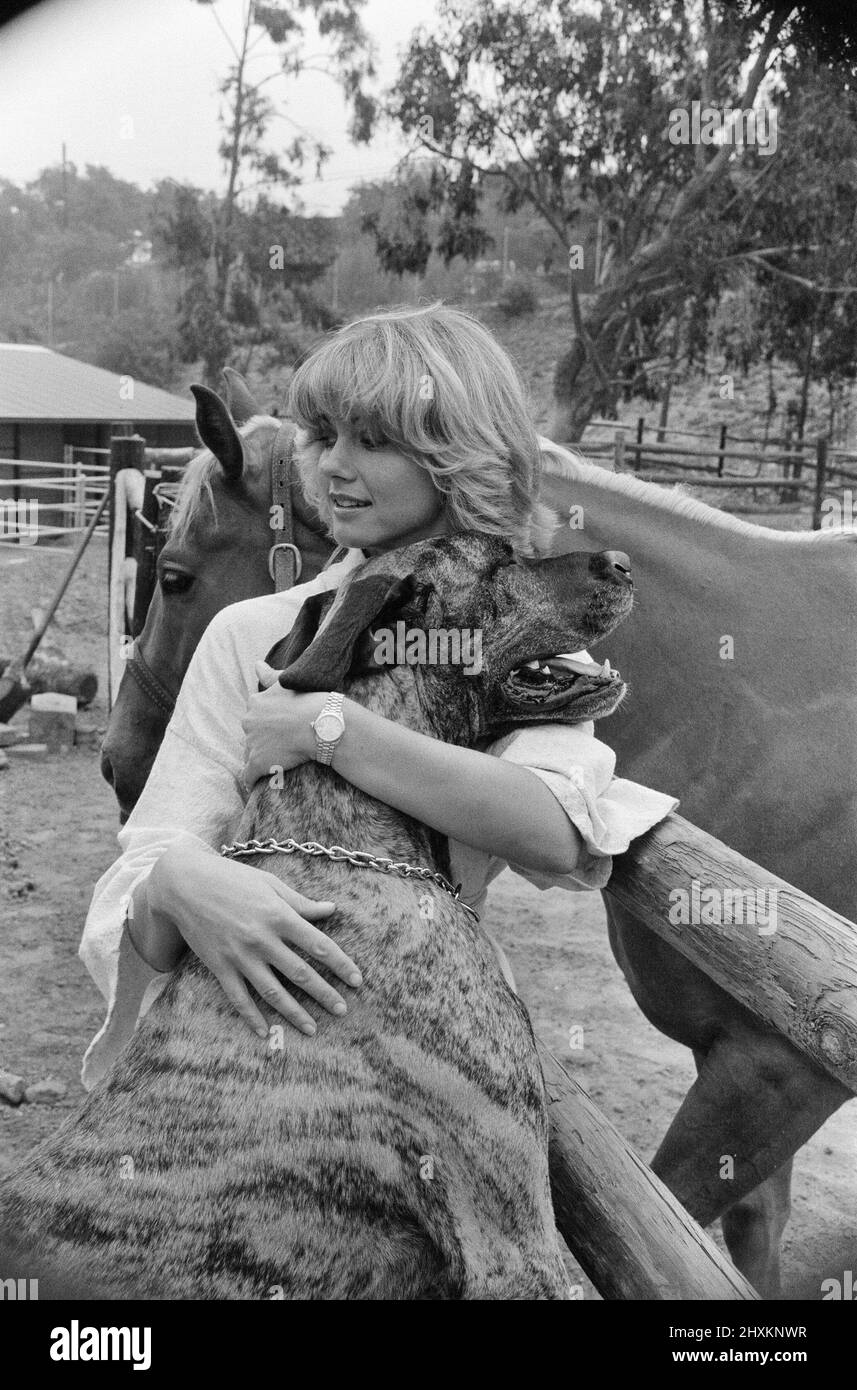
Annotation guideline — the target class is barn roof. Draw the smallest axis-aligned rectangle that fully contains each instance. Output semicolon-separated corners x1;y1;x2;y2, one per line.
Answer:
0;344;196;423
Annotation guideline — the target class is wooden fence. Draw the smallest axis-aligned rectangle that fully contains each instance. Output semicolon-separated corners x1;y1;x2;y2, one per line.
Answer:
103;425;857;1299
582;416;857;527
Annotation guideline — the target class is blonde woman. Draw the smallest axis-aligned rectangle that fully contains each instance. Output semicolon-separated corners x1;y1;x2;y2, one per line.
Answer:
80;304;676;1088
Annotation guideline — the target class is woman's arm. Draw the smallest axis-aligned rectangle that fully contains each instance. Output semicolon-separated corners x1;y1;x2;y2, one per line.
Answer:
334;702;584;875
243;678;584;876
80;588;363;1088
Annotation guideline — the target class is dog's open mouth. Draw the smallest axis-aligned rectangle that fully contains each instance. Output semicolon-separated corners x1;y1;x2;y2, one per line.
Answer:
502;649;622;710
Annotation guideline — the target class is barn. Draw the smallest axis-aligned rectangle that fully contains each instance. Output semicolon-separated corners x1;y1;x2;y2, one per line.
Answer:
0;344;197;545
0;344;196;461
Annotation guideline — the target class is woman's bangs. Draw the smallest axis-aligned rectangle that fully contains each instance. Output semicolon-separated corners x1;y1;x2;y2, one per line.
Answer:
291;332;403;447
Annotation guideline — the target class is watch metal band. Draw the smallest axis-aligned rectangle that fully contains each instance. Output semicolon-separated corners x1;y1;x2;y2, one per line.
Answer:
313;691;345;765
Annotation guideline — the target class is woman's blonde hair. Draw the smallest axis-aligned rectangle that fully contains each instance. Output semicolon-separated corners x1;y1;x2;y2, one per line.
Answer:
289;302;557;556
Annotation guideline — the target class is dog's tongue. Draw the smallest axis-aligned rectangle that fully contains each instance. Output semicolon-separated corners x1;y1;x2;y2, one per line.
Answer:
549;650;612;678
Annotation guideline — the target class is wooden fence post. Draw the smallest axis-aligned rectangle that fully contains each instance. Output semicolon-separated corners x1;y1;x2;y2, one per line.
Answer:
107;428;145;708
812;436;828;531
613;427;626;471
716;422;727;477
634;416;644;471
131;469;162;639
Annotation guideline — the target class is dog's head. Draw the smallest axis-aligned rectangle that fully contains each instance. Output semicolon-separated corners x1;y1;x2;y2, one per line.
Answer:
268;534;634;745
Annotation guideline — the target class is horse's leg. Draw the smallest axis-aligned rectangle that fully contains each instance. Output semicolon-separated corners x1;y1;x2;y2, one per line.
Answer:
651;1025;849;1297
719;1161;793;1300
685;1046;794;1297
606;902;851;1295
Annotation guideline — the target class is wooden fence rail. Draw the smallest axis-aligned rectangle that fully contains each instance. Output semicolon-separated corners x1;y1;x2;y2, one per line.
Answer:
543;1046;758;1300
607;814;857;1093
581;419;853;528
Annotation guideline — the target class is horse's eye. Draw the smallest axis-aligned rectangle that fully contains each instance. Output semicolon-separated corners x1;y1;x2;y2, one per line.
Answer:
159;569;193;595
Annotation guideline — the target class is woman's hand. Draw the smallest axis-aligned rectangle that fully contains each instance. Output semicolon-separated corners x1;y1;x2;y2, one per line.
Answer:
241;661;326;787
147;837;362;1038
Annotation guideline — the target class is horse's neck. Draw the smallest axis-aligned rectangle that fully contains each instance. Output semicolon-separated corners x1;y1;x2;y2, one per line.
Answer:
565;472;857;663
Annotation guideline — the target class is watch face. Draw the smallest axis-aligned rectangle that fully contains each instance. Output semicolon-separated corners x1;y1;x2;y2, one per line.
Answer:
315;712;344;742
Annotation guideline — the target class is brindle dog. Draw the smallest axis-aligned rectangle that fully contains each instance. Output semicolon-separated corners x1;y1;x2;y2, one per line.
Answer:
0;534;632;1300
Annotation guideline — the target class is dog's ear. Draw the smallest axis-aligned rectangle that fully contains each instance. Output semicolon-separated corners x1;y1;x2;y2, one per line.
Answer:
347;575;432;677
278;573;426;692
263;591;334;678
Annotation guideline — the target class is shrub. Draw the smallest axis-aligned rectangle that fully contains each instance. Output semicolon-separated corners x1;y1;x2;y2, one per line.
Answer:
497;277;538;318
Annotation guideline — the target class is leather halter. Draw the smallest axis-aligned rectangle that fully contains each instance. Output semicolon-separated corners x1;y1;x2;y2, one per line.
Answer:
268;419;302;589
125;420;300;720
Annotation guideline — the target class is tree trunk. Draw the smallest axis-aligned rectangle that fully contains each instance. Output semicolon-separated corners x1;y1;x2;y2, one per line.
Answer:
548;8;786;444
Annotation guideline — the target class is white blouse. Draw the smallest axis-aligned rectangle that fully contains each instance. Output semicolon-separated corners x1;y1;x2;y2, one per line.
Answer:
79;549;678;1089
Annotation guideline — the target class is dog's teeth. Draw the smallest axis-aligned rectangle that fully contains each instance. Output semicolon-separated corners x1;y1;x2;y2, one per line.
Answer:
524;660;541;670
540;664;551;675
601;659;612;678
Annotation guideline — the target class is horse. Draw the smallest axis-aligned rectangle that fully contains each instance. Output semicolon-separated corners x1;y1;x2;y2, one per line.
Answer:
538;445;857;1296
2;534;635;1299
100;369;336;819
102;376;857;1296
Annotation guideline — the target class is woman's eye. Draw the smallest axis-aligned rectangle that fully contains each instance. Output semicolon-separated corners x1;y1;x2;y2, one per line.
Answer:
159;570;193;595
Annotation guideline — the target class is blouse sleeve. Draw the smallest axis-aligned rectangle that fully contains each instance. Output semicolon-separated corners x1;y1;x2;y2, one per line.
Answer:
79;563;356;1090
78;607;256;1090
487;721;679;892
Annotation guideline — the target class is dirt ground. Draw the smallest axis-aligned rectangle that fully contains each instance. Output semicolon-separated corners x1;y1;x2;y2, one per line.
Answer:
0;538;854;1301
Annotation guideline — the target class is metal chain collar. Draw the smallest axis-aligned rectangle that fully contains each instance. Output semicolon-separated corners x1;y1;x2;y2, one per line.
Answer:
219;836;480;922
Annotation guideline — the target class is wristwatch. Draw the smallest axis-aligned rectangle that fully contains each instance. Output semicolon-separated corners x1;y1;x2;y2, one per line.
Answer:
311;692;346;765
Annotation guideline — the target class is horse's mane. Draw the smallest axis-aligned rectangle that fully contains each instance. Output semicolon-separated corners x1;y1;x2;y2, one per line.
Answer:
538;438;857;546
169;415;278;543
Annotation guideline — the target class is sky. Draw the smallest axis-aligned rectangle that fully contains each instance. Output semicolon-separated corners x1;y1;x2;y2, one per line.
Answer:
0;0;438;215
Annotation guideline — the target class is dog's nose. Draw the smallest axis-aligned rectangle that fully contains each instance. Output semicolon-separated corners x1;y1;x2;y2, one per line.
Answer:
600;550;633;585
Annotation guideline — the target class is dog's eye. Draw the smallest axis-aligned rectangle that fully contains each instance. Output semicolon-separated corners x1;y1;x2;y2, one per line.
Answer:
159;568;194;595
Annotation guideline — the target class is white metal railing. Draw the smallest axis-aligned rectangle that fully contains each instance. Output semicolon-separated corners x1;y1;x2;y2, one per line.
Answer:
0;454;109;543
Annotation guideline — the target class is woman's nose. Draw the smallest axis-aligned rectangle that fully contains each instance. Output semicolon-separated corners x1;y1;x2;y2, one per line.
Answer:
317;441;353;479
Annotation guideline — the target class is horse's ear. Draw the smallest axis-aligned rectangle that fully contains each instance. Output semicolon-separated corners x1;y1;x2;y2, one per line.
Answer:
190;384;244;483
222;368;261;426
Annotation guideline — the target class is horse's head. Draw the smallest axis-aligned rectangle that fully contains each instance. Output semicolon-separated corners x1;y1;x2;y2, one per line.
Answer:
101;372;334;819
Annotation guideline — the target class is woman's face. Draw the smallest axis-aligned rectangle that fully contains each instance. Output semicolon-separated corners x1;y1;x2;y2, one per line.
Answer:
313;417;450;556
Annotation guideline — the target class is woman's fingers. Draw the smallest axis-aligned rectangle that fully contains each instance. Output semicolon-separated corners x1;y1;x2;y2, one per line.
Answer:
264;876;337;920
216;971;271;1039
265;878;363;988
245;963;321;1036
265;940;350;1018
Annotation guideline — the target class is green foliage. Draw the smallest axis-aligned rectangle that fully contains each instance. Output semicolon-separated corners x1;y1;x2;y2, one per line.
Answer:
93;307;182;390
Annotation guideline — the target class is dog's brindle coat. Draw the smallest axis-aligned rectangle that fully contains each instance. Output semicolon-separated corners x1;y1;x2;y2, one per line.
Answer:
0;535;632;1300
